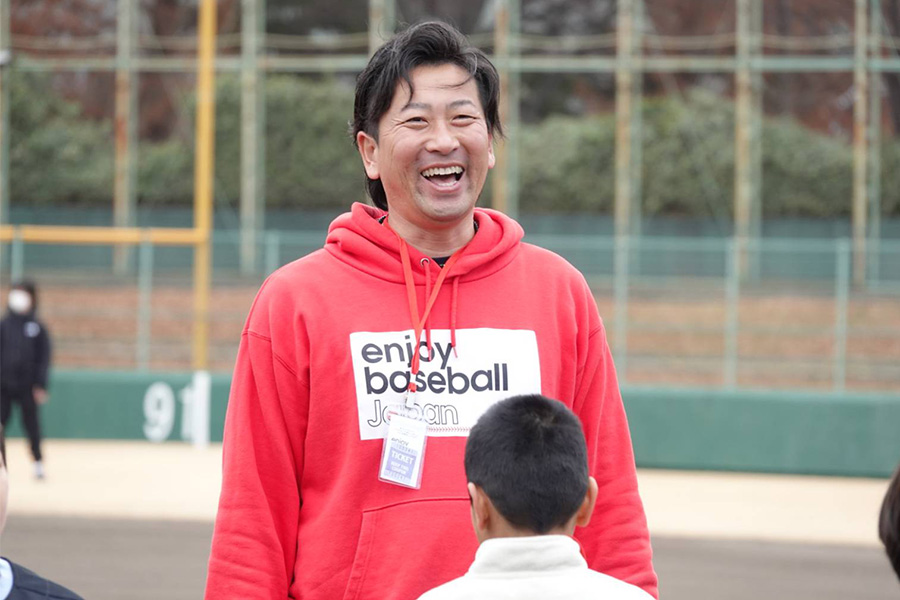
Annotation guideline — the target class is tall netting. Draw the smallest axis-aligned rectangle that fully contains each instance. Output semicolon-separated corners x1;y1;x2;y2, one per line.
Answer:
1;0;897;393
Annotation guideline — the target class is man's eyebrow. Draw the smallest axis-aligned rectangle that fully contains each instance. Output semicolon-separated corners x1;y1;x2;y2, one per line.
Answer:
400;101;430;112
399;99;479;112
449;99;478;109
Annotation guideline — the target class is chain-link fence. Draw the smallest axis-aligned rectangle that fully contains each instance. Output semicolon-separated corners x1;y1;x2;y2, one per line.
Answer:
2;231;897;393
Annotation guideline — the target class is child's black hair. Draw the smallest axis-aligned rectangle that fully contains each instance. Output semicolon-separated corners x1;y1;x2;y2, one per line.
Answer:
465;394;589;534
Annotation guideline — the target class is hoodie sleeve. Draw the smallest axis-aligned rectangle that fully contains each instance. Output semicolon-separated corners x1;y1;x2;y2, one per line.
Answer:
205;276;310;599
34;321;51;389
572;319;659;599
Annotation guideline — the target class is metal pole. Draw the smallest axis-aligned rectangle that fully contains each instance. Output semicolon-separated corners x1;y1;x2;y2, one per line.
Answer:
613;235;629;383
264;230;280;275
615;0;634;241
114;0;138;274
852;0;868;287
868;0;882;284
750;0;764;280
615;0;634;348
506;0;520;220
0;0;10;234
15;50;900;75
137;235;154;370
193;0;217;371
833;239;850;391
384;0;395;38
240;0;265;275
734;0;752;277
190;370;211;448
724;238;740;388
369;0;386;55
627;0;644;279
492;0;510;215
630;0;644;240
10;231;22;282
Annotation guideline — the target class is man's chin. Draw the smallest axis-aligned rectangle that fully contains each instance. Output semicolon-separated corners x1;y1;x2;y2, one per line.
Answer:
424;205;477;225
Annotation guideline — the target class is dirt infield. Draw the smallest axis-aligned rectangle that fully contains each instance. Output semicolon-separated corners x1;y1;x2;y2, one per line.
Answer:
5;518;898;600
5;439;891;546
2;440;897;600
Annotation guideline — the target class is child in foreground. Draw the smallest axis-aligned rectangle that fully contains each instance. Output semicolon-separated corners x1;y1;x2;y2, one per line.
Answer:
417;394;654;600
0;426;83;599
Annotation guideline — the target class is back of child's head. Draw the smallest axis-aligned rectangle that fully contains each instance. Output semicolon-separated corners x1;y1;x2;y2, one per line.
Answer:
464;394;589;534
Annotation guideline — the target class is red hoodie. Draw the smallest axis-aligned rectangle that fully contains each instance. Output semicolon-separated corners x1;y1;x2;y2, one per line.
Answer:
205;203;658;600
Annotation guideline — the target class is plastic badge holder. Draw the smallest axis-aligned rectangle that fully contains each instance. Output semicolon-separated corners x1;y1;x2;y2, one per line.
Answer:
378;405;428;489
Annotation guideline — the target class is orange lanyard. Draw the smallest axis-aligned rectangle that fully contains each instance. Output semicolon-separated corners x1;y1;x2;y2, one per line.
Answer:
388;225;464;398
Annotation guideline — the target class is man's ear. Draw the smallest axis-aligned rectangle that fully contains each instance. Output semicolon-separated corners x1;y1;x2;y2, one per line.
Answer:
468;482;492;534
487;135;496;170
356;130;380;180
575;476;599;528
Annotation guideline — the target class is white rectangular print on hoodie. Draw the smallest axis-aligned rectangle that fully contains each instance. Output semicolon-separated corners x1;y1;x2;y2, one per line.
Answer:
350;328;542;440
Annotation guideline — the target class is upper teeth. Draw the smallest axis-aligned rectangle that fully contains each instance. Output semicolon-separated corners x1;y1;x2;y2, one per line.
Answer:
422;166;463;177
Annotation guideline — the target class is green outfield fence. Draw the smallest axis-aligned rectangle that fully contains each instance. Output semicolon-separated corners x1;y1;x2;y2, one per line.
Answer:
4;370;898;477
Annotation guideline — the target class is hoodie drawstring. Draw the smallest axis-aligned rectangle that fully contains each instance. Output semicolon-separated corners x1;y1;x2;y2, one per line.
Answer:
391;233;463;399
417;258;461;363
420;259;461;361
450;277;459;357
421;258;433;360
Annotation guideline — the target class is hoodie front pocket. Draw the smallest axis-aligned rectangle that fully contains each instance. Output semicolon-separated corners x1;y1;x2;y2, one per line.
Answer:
341;497;476;600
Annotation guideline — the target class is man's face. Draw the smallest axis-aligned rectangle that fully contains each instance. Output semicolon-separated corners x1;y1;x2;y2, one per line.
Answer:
358;63;495;233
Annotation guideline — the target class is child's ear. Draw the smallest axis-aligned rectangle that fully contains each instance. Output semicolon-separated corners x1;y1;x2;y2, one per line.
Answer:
468;482;491;533
574;476;599;528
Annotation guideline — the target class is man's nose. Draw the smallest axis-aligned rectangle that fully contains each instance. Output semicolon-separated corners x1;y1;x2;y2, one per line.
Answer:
425;121;460;154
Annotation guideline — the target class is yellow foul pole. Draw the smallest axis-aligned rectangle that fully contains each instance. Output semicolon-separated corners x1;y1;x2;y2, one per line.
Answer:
193;0;216;370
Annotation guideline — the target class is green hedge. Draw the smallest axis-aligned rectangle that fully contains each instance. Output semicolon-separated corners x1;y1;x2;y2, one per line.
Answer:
9;73;114;204
8;74;899;218
518;90;860;218
136;74;362;208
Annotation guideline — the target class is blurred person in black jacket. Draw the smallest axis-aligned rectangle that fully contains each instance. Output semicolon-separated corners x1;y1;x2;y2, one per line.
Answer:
0;282;51;480
881;463;900;582
0;425;83;599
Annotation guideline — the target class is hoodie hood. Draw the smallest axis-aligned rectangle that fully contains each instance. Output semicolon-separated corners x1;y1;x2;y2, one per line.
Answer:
325;203;523;284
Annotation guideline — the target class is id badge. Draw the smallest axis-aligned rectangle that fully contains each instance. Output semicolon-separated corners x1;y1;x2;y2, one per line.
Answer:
379;408;428;489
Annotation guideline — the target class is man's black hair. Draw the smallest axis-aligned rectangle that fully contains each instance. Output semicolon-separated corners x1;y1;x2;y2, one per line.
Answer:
880;463;900;581
352;20;503;211
465;394;589;534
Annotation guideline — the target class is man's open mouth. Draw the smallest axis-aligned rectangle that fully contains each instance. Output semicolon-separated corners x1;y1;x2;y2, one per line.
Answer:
421;166;464;186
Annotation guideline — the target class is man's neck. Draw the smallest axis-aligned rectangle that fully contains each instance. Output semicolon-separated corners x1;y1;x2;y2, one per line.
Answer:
385;213;476;257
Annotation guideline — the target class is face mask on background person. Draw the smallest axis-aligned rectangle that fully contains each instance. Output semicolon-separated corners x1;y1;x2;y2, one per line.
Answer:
7;289;32;315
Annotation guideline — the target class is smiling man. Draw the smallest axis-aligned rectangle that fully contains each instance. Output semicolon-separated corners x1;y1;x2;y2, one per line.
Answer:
356;61;495;256
205;21;657;600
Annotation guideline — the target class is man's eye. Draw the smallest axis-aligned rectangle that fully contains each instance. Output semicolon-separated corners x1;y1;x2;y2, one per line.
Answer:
405;117;426;124
454;114;477;123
